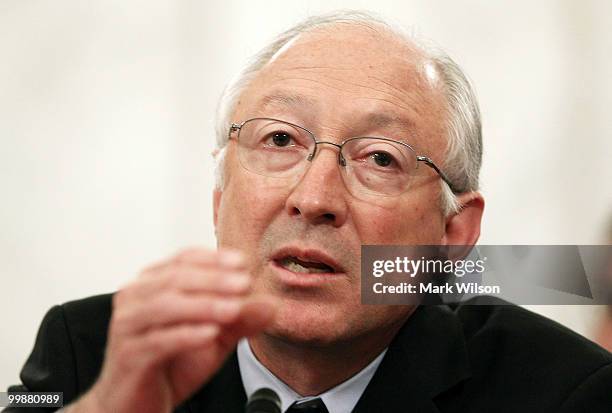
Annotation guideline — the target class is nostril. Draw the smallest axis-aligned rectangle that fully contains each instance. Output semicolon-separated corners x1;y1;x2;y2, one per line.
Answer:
323;213;335;221
291;207;301;216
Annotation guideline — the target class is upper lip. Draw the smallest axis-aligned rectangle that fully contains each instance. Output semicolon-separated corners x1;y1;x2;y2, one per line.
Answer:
271;246;345;274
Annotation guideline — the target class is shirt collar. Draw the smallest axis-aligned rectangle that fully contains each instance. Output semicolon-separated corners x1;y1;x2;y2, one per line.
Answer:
237;338;387;413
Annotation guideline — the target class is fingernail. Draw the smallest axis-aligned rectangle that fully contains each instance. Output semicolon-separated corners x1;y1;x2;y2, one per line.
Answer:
225;274;251;291
219;250;245;267
196;325;219;339
216;300;242;321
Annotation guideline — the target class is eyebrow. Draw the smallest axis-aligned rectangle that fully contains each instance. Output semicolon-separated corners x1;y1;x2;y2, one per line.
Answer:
257;92;317;112
255;92;418;141
361;113;417;135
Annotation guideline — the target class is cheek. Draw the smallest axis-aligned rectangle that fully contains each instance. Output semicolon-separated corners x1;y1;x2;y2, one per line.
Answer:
351;198;442;244
216;169;289;248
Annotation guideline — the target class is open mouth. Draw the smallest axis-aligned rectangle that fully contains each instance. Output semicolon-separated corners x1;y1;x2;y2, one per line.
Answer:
276;256;336;274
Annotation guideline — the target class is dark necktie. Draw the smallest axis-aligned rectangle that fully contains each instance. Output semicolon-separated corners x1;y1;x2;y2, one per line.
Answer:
285;398;330;413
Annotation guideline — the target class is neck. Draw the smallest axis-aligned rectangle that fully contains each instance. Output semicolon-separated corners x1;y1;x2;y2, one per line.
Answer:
248;316;409;396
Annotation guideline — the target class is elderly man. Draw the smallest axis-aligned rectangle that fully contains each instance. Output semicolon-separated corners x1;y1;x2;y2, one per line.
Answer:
5;11;612;413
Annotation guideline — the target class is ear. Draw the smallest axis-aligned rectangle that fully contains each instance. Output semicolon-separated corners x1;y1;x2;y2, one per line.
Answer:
441;192;485;247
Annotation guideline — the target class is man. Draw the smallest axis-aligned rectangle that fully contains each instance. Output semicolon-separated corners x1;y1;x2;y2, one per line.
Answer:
5;11;612;413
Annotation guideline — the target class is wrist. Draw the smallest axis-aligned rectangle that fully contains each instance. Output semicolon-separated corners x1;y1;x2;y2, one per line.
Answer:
61;388;109;413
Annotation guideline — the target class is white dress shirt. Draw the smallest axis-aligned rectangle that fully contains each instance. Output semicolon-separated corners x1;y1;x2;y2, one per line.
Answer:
237;338;387;413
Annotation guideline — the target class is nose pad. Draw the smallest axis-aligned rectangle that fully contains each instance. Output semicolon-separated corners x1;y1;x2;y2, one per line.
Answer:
306;142;346;166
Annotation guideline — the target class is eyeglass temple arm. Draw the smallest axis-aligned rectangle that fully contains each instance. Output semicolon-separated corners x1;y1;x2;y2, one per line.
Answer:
416;155;461;194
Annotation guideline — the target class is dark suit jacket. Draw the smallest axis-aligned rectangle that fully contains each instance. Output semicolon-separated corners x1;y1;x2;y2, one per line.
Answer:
4;294;612;412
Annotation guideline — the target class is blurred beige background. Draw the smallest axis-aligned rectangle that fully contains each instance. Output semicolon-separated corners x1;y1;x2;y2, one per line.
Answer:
1;0;611;390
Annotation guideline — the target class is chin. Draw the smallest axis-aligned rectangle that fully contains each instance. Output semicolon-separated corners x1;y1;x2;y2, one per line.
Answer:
267;302;352;346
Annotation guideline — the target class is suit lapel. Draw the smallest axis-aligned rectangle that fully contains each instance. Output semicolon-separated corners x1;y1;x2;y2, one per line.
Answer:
180;305;470;413
183;352;246;413
353;305;471;413
352;351;440;413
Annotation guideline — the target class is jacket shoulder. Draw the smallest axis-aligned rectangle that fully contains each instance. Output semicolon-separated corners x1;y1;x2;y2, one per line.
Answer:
456;299;611;366
453;299;612;410
4;294;114;413
61;293;113;332
60;293;113;393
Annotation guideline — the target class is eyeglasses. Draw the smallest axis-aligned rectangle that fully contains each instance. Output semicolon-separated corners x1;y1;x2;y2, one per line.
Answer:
228;118;458;197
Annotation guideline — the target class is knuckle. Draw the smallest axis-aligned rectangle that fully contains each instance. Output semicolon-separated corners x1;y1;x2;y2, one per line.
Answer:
153;293;173;310
140;259;167;276
138;267;156;279
151;270;172;290
114;283;138;306
162;265;209;292
142;334;164;356
172;327;193;347
108;310;133;337
142;328;188;359
114;341;143;370
110;309;130;327
174;247;201;262
112;289;128;309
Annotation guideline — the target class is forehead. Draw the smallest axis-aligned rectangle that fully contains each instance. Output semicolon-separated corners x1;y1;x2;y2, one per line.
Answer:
234;24;447;152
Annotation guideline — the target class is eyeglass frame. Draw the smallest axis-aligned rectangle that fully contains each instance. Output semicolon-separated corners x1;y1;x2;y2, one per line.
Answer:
228;117;460;195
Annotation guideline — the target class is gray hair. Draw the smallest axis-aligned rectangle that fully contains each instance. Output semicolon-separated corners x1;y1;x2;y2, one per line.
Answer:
213;10;482;215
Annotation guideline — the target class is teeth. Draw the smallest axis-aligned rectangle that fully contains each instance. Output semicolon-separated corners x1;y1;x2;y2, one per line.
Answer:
279;257;330;274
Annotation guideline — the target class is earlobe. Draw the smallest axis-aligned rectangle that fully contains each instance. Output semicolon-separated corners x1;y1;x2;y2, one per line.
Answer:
441;192;485;248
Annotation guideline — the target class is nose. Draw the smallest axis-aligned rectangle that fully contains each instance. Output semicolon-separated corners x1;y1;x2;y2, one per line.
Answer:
285;145;349;227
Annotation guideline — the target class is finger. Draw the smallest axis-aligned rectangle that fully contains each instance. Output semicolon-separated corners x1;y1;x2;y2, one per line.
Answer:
138;248;246;280
167;342;230;402
163;296;280;397
218;295;280;350
113;293;247;335
172;247;246;270
120;323;220;369
125;266;252;299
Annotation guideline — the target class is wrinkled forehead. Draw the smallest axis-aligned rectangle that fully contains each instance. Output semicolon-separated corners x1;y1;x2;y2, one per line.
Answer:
234;23;448;154
261;23;442;96
274;24;430;73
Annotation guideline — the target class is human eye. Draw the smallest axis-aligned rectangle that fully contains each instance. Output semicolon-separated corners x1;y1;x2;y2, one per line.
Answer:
254;122;312;151
351;141;408;173
368;151;399;170
263;129;296;148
